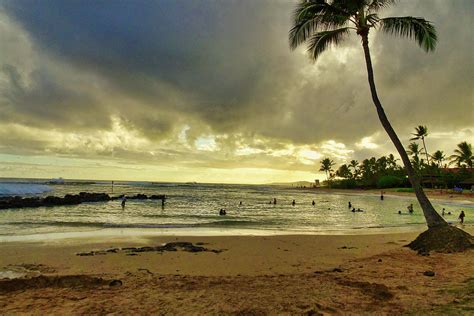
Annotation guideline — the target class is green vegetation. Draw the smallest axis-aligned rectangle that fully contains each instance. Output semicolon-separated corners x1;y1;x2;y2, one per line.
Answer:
320;140;472;189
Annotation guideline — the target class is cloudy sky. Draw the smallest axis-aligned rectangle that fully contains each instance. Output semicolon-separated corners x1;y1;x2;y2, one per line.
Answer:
0;0;472;183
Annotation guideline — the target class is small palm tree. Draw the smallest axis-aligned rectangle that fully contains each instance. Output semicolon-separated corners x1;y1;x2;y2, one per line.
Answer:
289;0;445;228
407;142;422;160
319;158;335;182
450;142;473;168
349;159;360;179
431;150;445;168
410;125;431;165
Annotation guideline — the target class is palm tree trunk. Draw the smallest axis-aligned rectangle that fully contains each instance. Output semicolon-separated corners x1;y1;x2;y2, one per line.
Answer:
360;34;446;228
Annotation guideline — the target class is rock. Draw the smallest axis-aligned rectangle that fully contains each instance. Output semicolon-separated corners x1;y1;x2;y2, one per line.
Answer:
109;279;123;287
423;271;435;277
76;252;94;256
332;268;343;273
378;259;382;262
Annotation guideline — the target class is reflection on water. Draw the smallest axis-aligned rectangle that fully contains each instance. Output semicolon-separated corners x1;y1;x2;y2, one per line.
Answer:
0;181;472;237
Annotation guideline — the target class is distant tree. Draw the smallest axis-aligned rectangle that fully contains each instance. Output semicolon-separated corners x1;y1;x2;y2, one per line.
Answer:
336;164;352;179
319;158;335;182
450;142;473;168
386;154;399;171
410;125;431;165
289;0;445;228
349;159;360;179
431;150;446;168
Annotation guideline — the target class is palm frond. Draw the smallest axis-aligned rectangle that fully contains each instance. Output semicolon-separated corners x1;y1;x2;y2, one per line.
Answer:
380;17;437;52
307;27;350;60
367;0;397;13
366;13;380;27
289;0;351;50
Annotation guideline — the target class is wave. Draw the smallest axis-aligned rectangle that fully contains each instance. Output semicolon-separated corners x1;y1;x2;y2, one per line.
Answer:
0;183;53;196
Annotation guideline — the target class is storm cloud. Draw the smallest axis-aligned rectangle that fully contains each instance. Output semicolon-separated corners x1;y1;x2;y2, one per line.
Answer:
0;0;472;182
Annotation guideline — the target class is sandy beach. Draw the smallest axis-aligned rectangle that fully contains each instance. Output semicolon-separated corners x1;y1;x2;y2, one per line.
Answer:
1;228;473;315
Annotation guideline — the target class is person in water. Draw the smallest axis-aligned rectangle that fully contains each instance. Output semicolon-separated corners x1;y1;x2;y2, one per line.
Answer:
219;208;226;216
442;208;445;216
398;210;402;214
348;201;352;208
380;191;384;201
239;201;243;206
121;196;126;209
273;198;277;205
292;200;296;206
351;208;356;212
407;204;414;213
459;211;465;224
312;200;315;206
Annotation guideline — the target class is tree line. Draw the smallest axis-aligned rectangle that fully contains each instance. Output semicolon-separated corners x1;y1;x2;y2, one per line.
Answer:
319;126;473;189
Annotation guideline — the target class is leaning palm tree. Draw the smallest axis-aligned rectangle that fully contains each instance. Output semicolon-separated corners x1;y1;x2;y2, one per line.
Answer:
289;0;446;229
449;142;473;168
410;126;431;165
319;158;335;182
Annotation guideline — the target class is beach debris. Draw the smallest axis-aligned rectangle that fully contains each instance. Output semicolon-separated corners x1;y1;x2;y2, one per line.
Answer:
76;242;225;257
109;279;123;287
423;271;435;277
377;259;382;262
332;268;344;273
338;246;357;250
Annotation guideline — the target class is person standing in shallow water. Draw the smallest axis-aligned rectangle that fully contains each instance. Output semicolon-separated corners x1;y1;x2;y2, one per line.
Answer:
459;211;465;224
292;200;296;206
312;200;315;206
380;191;384;200
121;196;126;209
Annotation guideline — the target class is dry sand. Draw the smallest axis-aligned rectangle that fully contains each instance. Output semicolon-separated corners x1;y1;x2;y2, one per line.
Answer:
1;229;473;315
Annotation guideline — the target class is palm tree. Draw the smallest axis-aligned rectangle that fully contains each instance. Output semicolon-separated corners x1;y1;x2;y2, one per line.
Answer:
319;158;335;182
450;142;473;168
431;150;445;168
410;126;431;165
349;159;360;179
289;0;445;228
336;164;352;179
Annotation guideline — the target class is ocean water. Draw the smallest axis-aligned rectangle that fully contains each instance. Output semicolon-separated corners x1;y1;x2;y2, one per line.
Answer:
0;179;472;240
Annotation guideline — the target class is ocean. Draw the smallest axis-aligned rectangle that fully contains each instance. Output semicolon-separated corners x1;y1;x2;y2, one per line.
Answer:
0;178;472;240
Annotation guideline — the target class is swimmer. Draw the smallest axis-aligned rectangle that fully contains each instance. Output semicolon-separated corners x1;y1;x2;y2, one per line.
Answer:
292;200;296;206
459;211;465;224
351;207;356;212
442;208;445;216
121;196;127;209
219;208;226;216
273;198;277;205
398;210;402;214
312;200;315;206
348;201;352;208
239;201;243;206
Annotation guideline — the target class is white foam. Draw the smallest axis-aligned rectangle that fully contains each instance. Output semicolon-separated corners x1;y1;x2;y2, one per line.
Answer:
0;183;52;196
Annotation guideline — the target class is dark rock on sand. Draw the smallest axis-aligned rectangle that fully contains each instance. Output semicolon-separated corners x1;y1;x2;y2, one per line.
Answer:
109;279;123;287
423;271;435;277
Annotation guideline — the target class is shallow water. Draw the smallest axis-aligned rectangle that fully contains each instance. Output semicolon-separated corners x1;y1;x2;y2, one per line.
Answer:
0;180;472;239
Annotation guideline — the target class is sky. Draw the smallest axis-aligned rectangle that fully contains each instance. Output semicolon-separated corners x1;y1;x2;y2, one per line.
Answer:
0;0;472;184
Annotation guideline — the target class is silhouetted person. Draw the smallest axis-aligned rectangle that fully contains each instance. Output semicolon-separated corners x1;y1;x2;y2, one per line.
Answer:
348;201;352;208
239;201;243;206
407;204;414;213
312;200;315;206
448;211;451;215
121;196;126;209
273;198;277;205
351;208;356;213
380;191;384;200
219;208;226;216
292;200;296;206
398;210;402;214
459;211;465;224
442;208;445;216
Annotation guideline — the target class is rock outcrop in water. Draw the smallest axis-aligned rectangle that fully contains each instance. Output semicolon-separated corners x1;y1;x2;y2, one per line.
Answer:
0;192;166;210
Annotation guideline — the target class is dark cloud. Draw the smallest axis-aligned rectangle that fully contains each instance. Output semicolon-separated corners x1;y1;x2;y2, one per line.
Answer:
0;0;472;176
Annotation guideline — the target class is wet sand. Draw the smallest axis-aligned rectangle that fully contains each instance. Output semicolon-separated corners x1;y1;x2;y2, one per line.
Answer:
1;228;473;314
